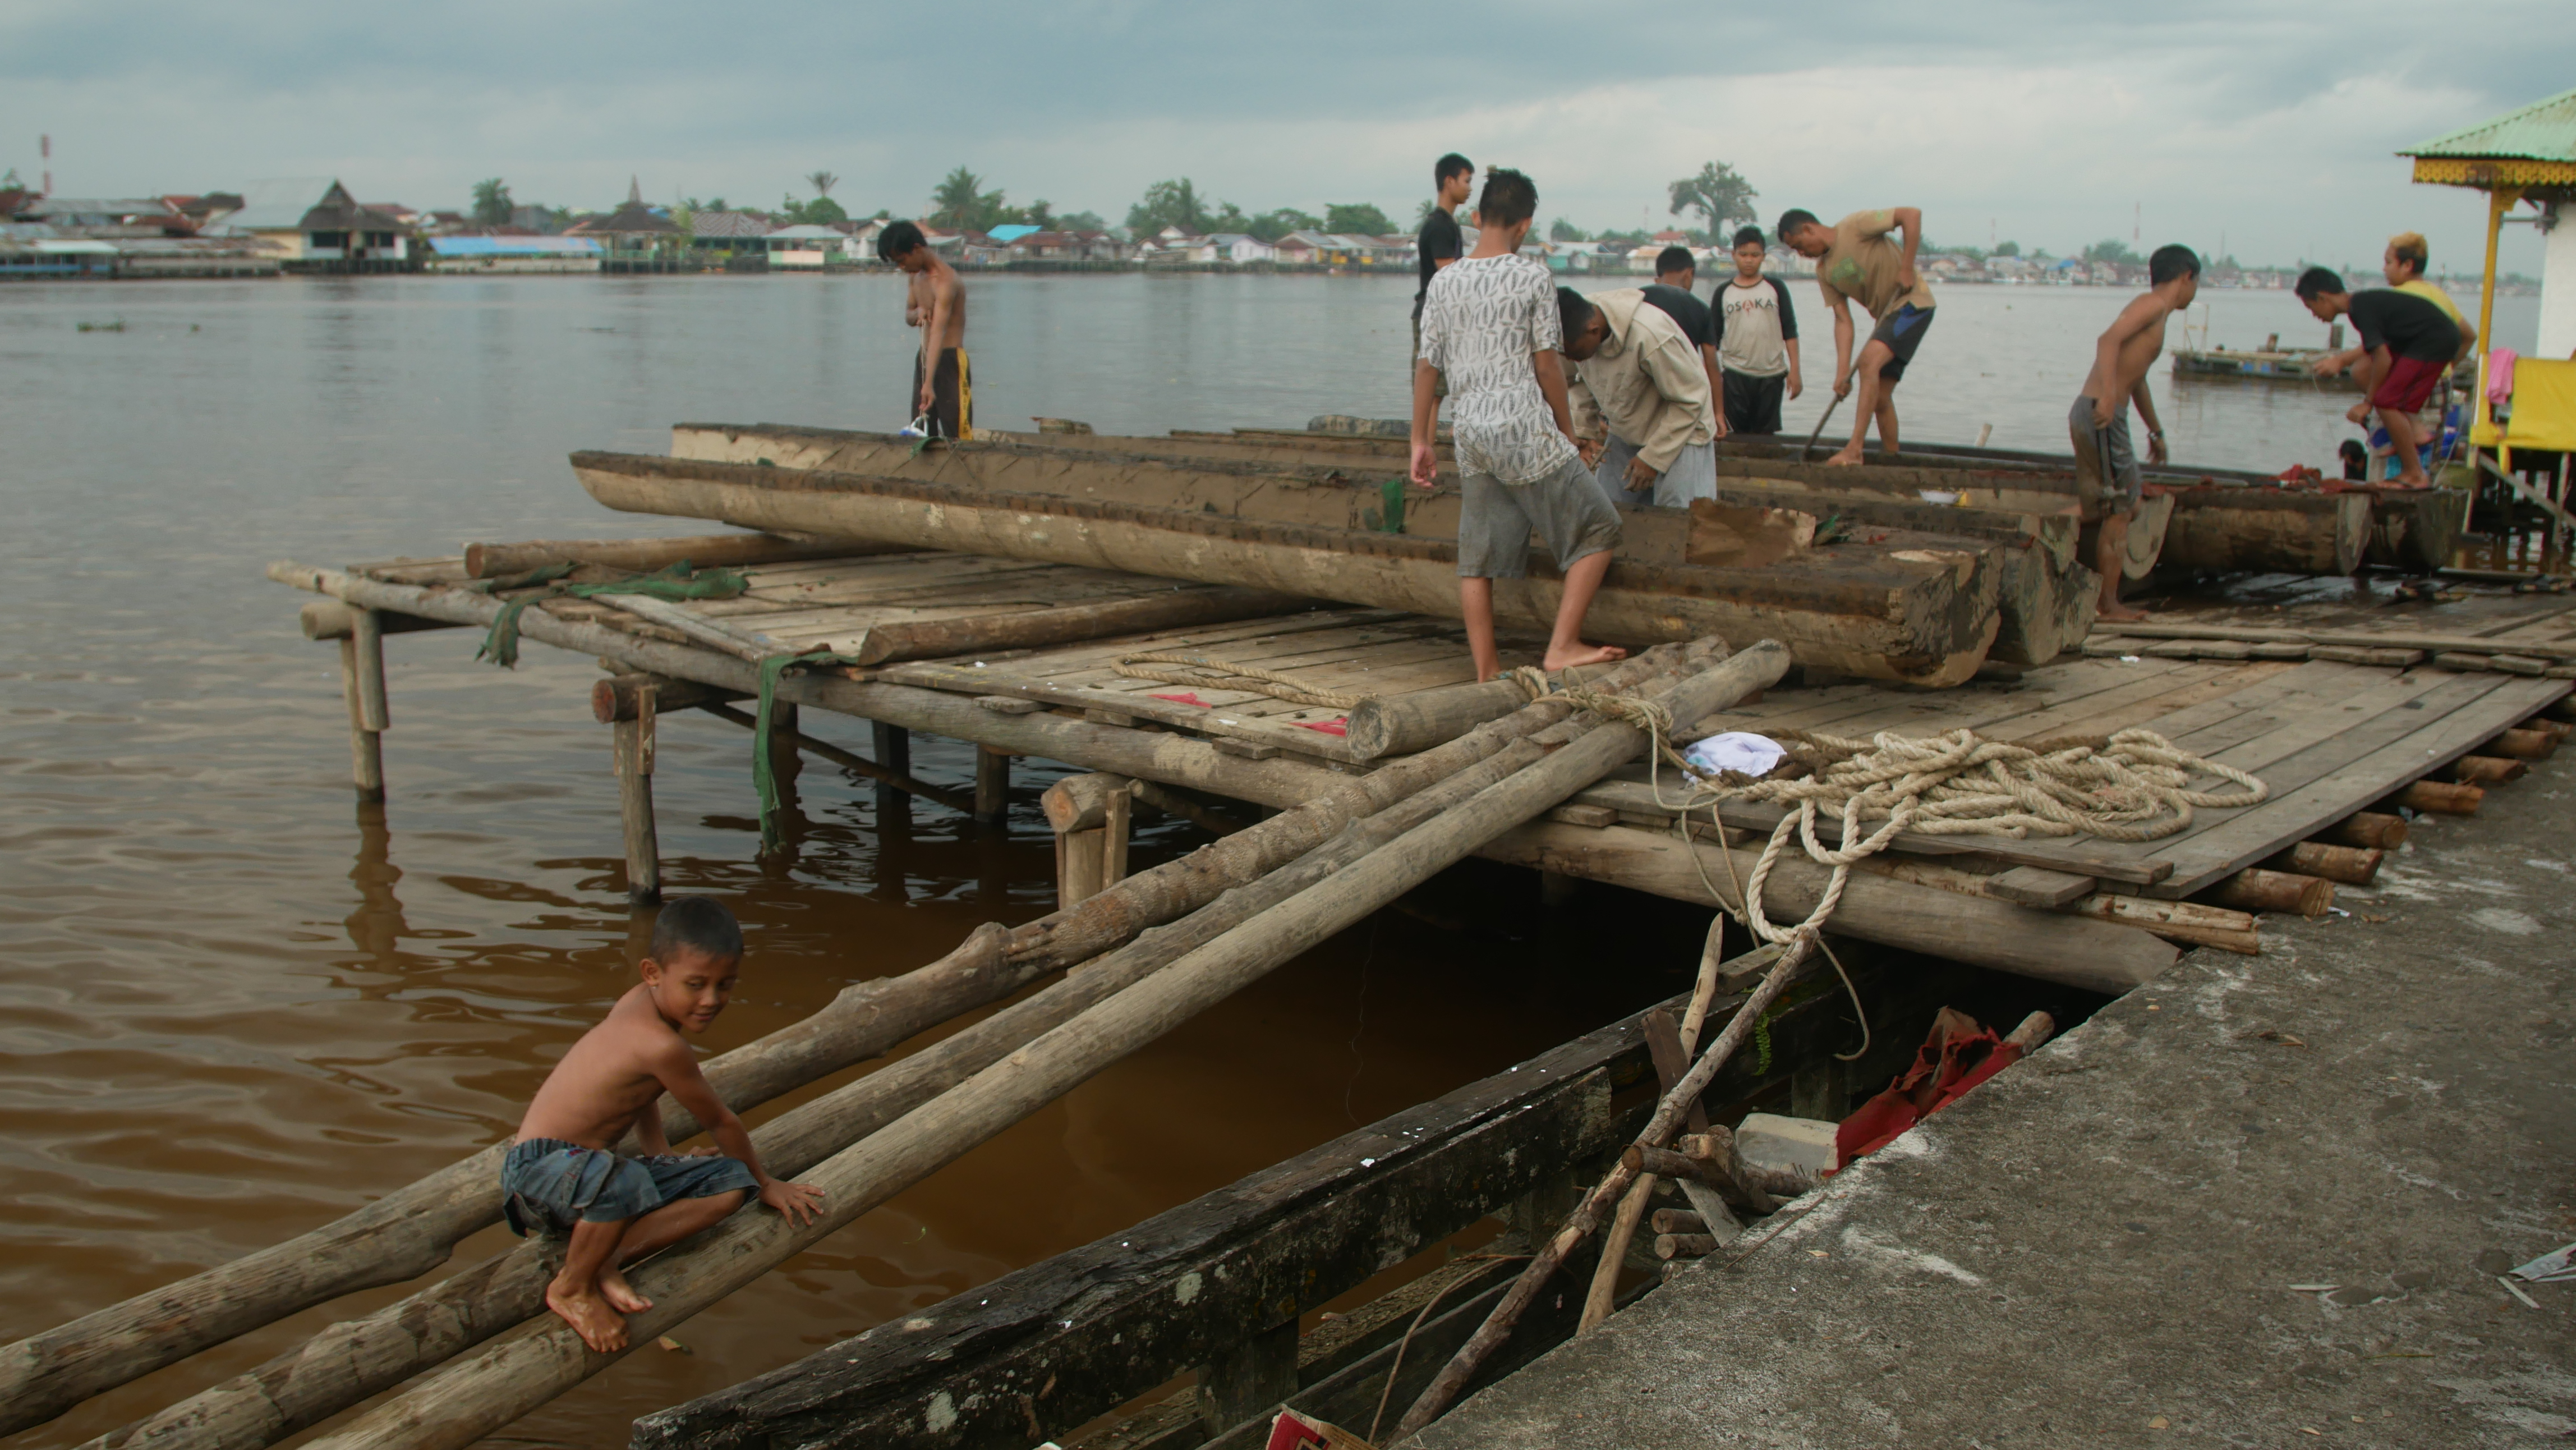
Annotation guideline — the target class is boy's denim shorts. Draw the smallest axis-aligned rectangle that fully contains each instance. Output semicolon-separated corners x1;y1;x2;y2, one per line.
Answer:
499;1137;758;1237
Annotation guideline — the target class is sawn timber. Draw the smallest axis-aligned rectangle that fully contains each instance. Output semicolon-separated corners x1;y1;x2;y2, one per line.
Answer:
573;451;2005;686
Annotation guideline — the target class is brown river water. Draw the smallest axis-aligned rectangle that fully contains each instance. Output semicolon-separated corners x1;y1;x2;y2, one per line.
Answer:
0;273;2541;1448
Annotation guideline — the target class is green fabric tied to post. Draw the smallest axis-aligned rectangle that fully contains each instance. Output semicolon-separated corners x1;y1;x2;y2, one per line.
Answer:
752;650;861;855
1378;476;1407;534
476;561;752;668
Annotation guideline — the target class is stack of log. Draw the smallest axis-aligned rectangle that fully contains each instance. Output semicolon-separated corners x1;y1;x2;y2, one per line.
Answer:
7;635;1790;1450
576;445;2010;685
2085;621;2576;680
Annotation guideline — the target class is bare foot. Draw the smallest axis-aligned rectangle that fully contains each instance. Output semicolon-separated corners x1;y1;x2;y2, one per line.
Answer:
1544;642;1628;671
1822;446;1864;467
2097;603;2151;623
545;1279;630;1353
2391;472;2431;489
597;1264;654;1314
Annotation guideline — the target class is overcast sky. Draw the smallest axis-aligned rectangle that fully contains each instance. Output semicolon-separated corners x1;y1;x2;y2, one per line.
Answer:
4;0;2566;271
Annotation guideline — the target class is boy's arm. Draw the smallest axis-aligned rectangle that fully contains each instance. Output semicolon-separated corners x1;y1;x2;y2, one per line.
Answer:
1700;343;1728;437
1784;336;1804;397
918;278;953;415
1409;360;1441;487
1825;290;1855;397
1889;207;1922;291
1534;350;1575;442
648;1039;824;1224
2129;370;2166;463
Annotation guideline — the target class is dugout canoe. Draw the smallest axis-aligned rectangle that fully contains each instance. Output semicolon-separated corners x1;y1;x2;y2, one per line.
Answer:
2156;485;2374;576
574;450;2005;686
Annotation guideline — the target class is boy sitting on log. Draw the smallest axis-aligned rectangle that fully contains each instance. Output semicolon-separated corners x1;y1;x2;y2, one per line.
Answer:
1411;166;1626;679
500;896;822;1351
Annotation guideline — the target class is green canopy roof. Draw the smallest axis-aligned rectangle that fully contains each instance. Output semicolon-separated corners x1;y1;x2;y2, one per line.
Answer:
2404;87;2576;163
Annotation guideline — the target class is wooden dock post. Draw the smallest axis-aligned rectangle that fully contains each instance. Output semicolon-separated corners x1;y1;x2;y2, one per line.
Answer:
1046;773;1133;909
974;747;1011;824
614;684;660;905
872;721;910;822
767;700;804;817
335;610;388;802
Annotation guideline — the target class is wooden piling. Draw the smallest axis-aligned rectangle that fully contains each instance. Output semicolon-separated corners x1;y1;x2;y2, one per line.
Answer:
973;747;1011;824
2444;754;2527;785
2206;868;2334;917
2262;841;2384;886
336;638;384;802
2396;779;2483;815
614;683;660;905
767;700;803;815
2320;810;2408;851
1049;774;1134;910
2486;727;2559;760
872;721;910;820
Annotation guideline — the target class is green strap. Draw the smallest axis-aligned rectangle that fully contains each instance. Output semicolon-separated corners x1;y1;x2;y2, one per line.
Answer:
753;650;861;855
476;561;751;668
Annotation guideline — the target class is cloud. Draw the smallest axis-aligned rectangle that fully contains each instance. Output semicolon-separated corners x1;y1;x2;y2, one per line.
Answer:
1;0;2564;270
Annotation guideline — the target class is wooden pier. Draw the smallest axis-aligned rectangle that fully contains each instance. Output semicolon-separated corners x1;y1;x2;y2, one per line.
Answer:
13;416;2574;1450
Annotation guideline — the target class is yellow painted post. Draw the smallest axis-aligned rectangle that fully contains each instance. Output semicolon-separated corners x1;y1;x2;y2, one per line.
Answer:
2473;185;2522;443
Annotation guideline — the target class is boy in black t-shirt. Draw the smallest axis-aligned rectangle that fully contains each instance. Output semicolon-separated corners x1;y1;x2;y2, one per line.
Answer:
1640;245;1722;431
2295;267;2459;488
1411;153;1474;392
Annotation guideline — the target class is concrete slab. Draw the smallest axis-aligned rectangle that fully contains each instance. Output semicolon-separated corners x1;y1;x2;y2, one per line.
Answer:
1416;768;2576;1448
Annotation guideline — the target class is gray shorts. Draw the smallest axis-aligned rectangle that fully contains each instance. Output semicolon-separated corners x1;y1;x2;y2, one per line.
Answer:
500;1136;758;1236
1593;436;1717;510
1458;453;1623;579
2068;397;2141;522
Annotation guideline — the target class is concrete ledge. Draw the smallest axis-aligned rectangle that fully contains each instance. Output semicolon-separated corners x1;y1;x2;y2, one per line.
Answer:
1418;769;2576;1447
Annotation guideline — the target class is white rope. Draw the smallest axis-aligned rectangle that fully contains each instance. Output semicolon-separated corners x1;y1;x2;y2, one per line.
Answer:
1640;723;2269;949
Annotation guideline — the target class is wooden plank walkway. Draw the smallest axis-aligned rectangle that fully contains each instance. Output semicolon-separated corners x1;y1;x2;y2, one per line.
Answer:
332;544;2570;906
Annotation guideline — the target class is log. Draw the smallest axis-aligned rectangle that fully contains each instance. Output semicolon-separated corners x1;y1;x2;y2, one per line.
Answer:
2357;486;2468;572
1043;772;1136;833
298;600;459;639
591;673;742;722
2157;486;2373;575
1648;1209;1706;1235
2090;621;2576;662
2397;779;2483;815
613;708;658;906
1347;677;1539;763
2002;1011;2058;1053
973;747;1010;824
2444;754;2527;785
2263;842;2383;886
2486;727;2558;760
839;585;1321;666
2320;810;2408;850
1653;1233;1721;1260
284;647;1793;1450
335;639;383;802
95;651;1731;1450
2063;895;2264;952
1479;821;2175;990
2206;868;2334;917
462;531;884;578
573;450;2005;686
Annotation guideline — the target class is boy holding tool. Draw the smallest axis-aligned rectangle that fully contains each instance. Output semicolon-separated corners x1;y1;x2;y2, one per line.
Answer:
880;220;972;438
1777;204;1932;465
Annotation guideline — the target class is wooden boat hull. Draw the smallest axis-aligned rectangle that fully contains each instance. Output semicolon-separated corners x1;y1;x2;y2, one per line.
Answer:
2159;487;2373;575
576;451;2005;686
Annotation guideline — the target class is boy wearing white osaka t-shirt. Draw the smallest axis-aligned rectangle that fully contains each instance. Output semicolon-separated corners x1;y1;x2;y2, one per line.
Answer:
1410;167;1626;681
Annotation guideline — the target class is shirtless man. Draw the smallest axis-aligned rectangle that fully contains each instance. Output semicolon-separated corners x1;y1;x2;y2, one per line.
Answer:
2071;245;2200;622
498;897;822;1351
878;220;971;438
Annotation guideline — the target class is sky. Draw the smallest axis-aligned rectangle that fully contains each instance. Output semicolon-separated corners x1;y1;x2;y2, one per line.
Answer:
3;0;2568;272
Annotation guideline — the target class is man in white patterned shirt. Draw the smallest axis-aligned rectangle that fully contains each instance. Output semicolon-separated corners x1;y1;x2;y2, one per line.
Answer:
1411;167;1627;681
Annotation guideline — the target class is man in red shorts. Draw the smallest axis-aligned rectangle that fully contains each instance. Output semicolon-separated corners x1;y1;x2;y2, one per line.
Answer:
2296;266;2458;488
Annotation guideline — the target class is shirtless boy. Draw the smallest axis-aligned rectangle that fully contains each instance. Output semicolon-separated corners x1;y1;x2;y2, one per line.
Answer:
1777;205;1933;466
2072;244;2200;622
1412;166;1626;680
500;896;822;1351
878;220;971;439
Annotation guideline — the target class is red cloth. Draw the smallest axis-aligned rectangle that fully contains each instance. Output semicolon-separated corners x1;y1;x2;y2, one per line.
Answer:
1296;717;1349;736
1834;1008;2027;1168
2370;352;2445;413
1148;692;1210;708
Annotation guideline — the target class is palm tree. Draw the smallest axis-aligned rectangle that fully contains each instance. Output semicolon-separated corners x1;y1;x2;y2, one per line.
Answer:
931;167;987;227
806;171;838;198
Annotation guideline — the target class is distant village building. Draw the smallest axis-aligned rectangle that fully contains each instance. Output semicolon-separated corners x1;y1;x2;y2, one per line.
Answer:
425;236;604;273
217;178;412;272
762;224;848;267
565;179;686;270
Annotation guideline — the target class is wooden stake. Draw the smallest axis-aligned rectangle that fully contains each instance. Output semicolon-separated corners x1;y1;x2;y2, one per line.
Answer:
2319;810;2408;850
696;703;977;816
336;638;384;802
2205;868;2334;918
873;721;910;820
614;685;659;906
973;748;1010;824
2486;727;2559;760
2396;779;2482;815
2444;754;2526;785
2262;841;2383;886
